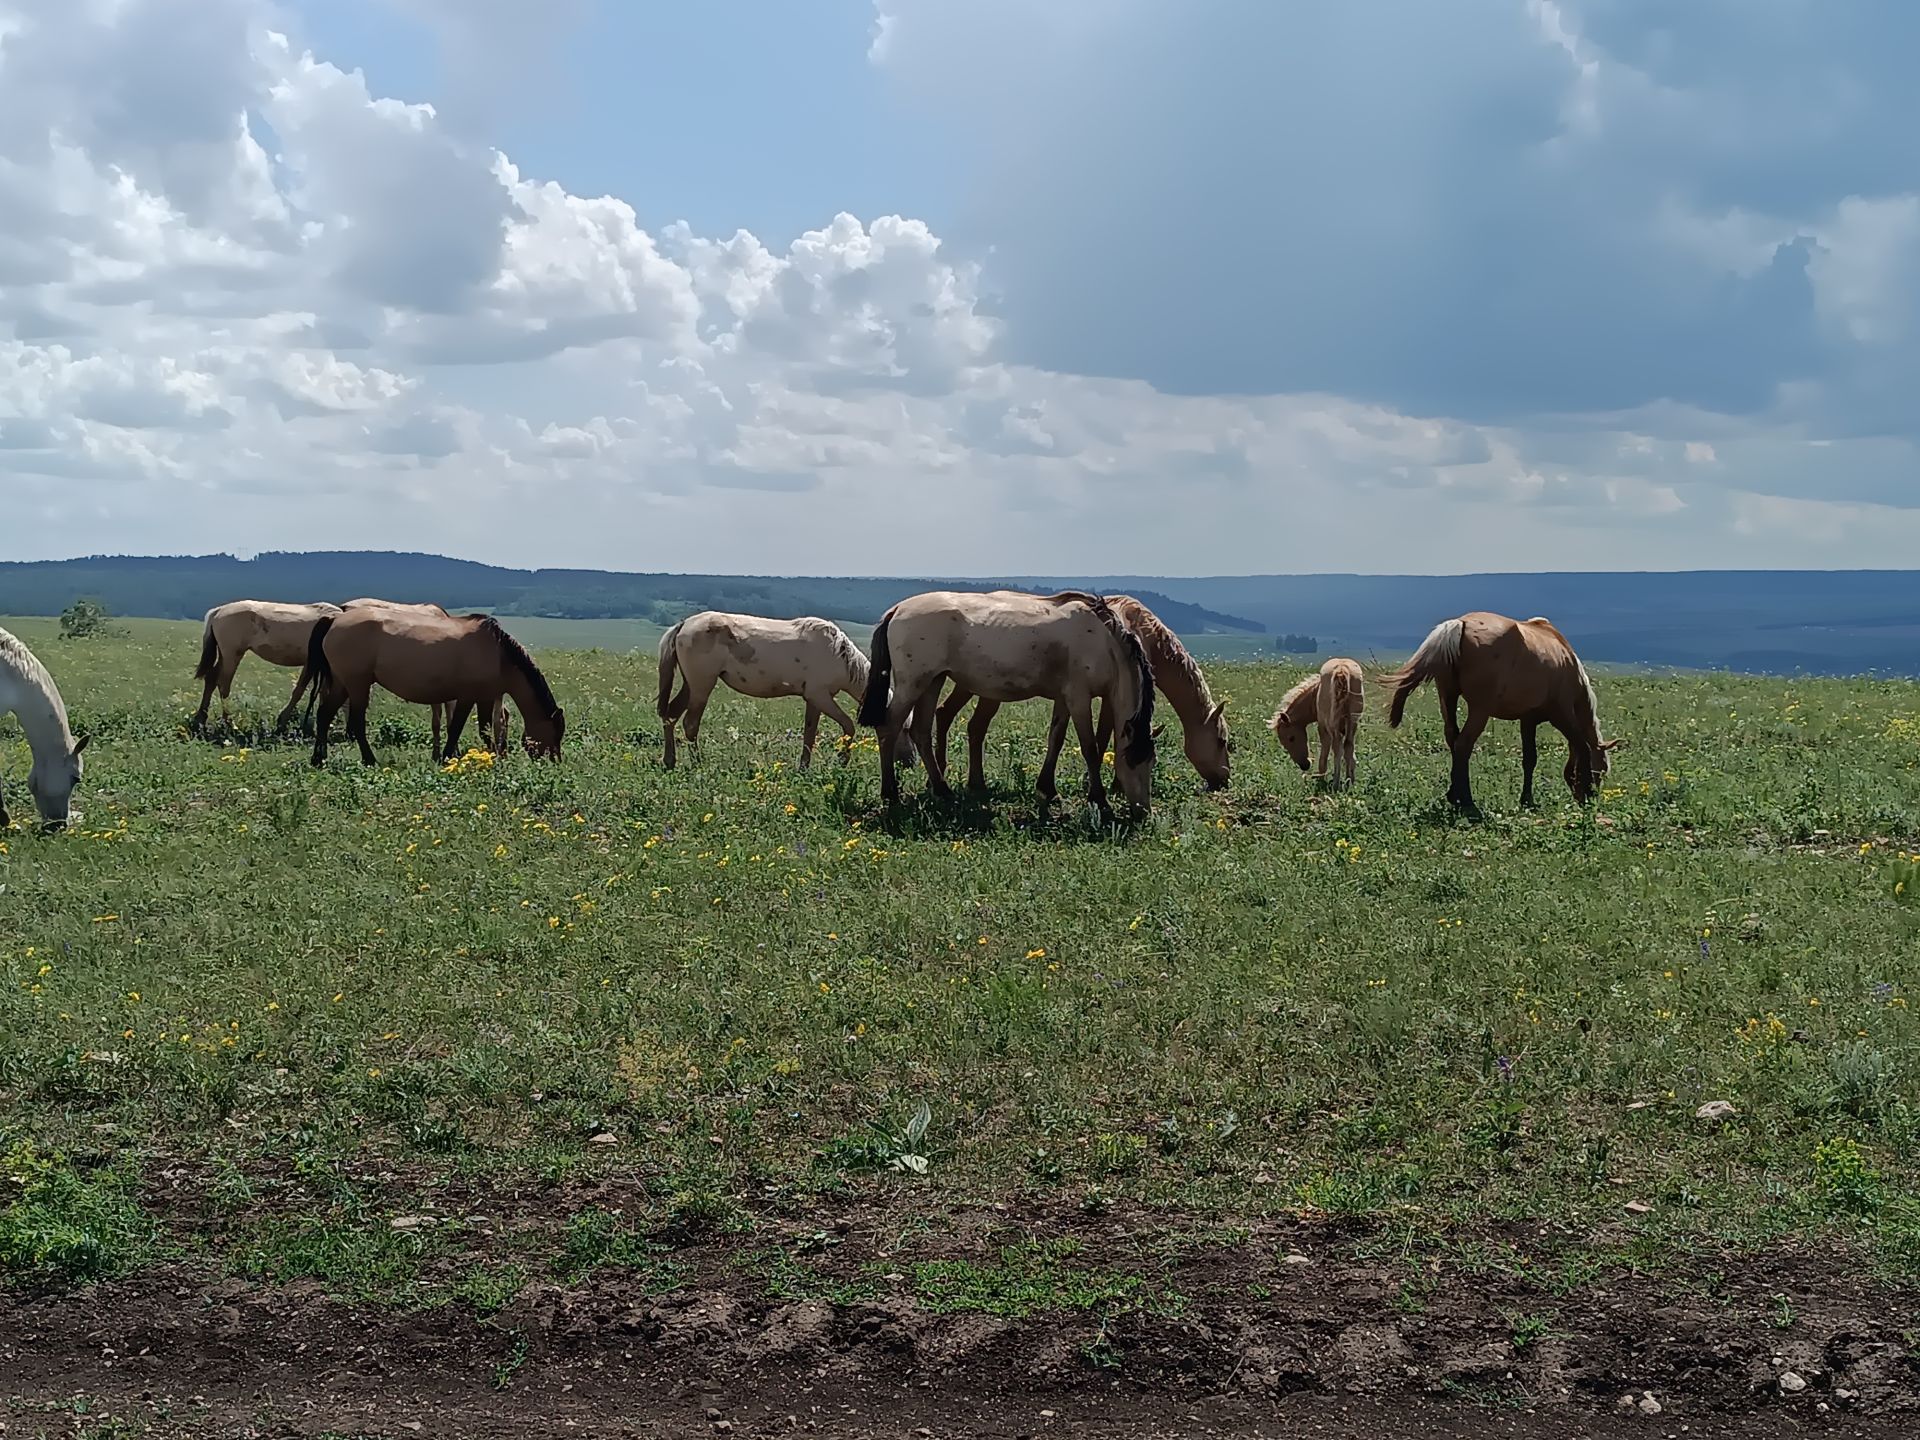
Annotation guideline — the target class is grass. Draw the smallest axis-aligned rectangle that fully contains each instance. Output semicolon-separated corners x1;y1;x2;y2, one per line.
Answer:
4;615;1920;1298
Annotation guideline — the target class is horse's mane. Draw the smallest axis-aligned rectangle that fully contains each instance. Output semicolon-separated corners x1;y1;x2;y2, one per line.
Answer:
477;615;559;717
1044;593;1155;765
0;628;73;738
795;616;867;683
1275;673;1320;718
1107;595;1216;713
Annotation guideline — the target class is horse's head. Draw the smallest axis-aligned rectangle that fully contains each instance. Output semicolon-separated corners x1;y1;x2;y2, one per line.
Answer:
1188;698;1231;791
1114;720;1158;811
29;733;88;829
1267;707;1311;773
1564;736;1626;798
522;707;566;760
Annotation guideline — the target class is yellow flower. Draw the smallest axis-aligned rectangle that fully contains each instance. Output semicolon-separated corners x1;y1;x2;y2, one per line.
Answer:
818;981;831;994
92;914;119;924
126;991;140;1004
1027;948;1047;960
368;1067;382;1078
332;992;344;1004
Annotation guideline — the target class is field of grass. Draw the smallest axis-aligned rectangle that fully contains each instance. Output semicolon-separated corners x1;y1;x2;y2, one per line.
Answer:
5;612;1920;1314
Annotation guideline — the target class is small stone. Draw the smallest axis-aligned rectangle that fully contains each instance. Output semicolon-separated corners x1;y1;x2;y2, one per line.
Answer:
1779;1371;1807;1394
1694;1100;1738;1123
1625;1101;1652;1111
1624;1200;1653;1215
1040;1410;1056;1419
1835;1387;1859;1402
1637;1394;1663;1416
714;1424;734;1434
706;1408;723;1421
589;1131;619;1146
1282;1253;1312;1266
388;1215;434;1231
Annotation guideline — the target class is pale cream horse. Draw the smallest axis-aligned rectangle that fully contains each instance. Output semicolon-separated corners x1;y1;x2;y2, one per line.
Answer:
1380;612;1625;811
657;611;885;769
1267;657;1365;787
192;599;342;733
0;625;89;830
930;594;1229;794
860;590;1157;818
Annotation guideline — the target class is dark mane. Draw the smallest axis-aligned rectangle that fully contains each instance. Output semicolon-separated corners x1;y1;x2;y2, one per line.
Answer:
1067;594;1154;766
1108;595;1214;711
479;615;559;717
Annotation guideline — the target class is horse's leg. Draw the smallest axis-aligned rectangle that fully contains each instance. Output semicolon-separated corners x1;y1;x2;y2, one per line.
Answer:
965;700;1003;794
310;691;345;767
1449;708;1488;811
1316;726;1331;779
934;684;970;780
1031;701;1078;802
1343;719;1358;786
216;652;244;730
491;698;510;754
1439;679;1461;754
800;703;822;770
432;703;444;758
1519;719;1540;808
908;681;948;799
680;678;715;764
444;701;476;760
1068;697;1111;821
345;693;376;767
818;695;858;767
1569;726;1596;803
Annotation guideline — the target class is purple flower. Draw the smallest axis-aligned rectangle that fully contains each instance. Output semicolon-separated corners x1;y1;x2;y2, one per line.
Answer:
1699;937;1711;960
1495;1055;1517;1084
1872;981;1894;999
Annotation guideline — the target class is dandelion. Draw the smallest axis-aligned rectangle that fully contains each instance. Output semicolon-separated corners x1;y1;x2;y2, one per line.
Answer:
784;803;797;816
1026;948;1047;960
126;991;140;1004
818;981;831;995
368;1067;382;1078
332;992;344;1004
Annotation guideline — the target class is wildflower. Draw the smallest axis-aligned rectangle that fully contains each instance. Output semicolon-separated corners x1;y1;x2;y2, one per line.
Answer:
368;1067;382;1078
126;991;140;1004
818;981;831;995
1026;948;1047;960
332;992;344;1004
784;804;797;816
92;914;118;924
494;843;509;859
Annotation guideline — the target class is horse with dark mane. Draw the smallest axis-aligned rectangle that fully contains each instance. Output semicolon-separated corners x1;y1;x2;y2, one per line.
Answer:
930;593;1228;794
298;608;565;767
1379;612;1624;811
859;590;1156;818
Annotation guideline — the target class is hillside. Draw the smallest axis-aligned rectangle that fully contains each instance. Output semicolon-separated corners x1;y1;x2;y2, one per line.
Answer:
0;553;1262;641
7;553;1920;674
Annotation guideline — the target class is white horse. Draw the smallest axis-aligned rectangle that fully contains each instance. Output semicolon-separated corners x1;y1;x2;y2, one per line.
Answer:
192;599;342;733
658;612;885;769
860;590;1157;818
0;626;89;830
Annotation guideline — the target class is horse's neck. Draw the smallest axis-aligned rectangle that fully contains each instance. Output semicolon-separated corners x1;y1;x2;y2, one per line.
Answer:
1139;630;1210;729
499;666;543;719
0;654;72;763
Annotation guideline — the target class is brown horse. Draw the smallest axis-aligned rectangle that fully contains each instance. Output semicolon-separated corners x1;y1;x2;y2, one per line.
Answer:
336;600;509;754
300;609;565;767
930;594;1229;794
192;599;342;733
860;590;1155;818
1268;657;1364;787
1380;612;1624;810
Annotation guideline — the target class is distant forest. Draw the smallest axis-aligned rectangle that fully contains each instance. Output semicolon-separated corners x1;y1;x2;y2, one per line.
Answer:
0;552;1265;638
7;554;1920;675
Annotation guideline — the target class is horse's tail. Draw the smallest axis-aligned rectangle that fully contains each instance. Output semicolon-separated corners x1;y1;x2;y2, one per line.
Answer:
1379;618;1464;729
193;610;221;680
1334;660;1365;717
296;616;336;702
656;619;685;717
858;609;895;728
1089;596;1155;765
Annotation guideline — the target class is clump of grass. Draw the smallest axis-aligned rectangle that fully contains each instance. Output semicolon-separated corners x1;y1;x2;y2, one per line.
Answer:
0;1138;152;1289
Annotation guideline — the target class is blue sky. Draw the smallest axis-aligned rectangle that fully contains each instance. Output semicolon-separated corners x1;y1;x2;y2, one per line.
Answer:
1;1;1917;573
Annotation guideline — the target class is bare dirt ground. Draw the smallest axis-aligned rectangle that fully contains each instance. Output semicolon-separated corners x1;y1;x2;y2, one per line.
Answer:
4;1200;1917;1439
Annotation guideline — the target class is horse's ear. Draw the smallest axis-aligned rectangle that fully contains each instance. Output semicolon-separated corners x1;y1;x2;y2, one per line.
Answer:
71;734;90;756
1205;701;1225;727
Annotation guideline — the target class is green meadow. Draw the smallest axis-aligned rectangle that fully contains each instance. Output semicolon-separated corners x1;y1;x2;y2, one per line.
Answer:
4;613;1920;1300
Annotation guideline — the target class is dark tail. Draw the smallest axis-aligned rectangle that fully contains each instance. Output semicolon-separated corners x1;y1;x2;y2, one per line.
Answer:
193;613;220;680
296;616;336;709
1109;604;1157;766
656;619;685;716
858;611;895;727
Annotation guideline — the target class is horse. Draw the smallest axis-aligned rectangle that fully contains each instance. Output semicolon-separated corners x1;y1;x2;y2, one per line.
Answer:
299;609;565;767
657;611;879;770
1267;657;1365;787
335;600;509;755
859;590;1156;818
1379;612;1625;811
191;599;342;734
929;593;1228;795
0;626;89;830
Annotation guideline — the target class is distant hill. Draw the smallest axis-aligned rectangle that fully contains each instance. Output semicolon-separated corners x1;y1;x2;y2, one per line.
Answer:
6;554;1919;675
0;552;1262;639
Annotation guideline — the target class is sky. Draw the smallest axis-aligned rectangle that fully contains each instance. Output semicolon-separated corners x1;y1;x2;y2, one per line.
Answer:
1;0;1917;576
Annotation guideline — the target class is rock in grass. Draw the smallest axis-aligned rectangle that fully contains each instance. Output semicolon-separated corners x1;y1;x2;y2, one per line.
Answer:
1695;1099;1738;1123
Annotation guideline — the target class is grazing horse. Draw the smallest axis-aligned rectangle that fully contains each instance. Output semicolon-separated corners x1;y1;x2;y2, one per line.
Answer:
1267;657;1365;787
859;590;1156;818
192;600;342;733
300;609;565;768
1380;612;1624;810
337;600;509;755
657;612;878;770
931;594;1230;794
0;626;88;830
